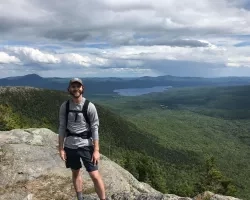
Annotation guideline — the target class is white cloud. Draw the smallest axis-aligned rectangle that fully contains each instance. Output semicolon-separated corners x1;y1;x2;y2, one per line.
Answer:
1;41;250;72
5;46;60;64
60;53;93;67
100;44;228;64
227;56;250;67
59;53;109;67
2;46;109;67
0;52;20;64
108;67;151;73
1;0;250;77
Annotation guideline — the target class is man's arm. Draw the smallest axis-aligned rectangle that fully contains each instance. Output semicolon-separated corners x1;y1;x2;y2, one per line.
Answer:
58;102;66;151
93;139;100;152
88;102;100;152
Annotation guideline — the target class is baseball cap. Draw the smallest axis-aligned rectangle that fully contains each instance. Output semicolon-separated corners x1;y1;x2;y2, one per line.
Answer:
69;78;83;86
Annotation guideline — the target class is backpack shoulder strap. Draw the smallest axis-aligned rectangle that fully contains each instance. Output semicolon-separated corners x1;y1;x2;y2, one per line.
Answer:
82;99;90;126
65;100;70;128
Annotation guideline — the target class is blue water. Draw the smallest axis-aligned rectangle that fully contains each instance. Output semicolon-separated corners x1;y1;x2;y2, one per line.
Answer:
113;86;172;96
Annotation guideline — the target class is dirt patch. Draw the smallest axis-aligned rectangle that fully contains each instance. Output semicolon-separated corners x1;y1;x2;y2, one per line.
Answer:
0;174;95;200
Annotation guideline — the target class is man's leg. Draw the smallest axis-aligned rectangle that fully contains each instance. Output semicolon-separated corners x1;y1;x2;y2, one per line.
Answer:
64;147;83;200
89;170;106;200
72;169;83;200
78;146;106;199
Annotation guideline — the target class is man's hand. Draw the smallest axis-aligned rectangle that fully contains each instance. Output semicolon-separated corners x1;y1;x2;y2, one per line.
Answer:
59;149;67;161
91;139;100;165
58;134;66;161
91;150;100;165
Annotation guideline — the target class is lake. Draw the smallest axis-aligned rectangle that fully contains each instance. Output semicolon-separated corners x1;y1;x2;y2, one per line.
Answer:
113;86;172;96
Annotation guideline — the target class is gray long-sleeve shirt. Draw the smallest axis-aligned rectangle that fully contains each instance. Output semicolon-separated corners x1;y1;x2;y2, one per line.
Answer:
58;97;99;149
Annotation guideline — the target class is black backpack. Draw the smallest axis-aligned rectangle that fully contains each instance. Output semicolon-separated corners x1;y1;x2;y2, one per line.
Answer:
65;99;92;139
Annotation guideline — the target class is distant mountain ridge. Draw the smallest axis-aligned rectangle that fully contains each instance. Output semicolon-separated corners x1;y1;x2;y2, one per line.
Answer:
0;74;250;96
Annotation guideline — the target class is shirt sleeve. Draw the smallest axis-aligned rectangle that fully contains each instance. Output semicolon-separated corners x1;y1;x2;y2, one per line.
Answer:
87;102;99;140
58;101;67;137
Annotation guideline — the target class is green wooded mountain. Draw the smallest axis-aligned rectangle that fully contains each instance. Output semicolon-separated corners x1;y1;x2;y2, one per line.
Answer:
0;85;249;199
1;73;250;96
93;85;250;199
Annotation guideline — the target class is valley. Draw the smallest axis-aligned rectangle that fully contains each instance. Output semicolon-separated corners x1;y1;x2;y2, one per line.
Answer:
0;84;250;199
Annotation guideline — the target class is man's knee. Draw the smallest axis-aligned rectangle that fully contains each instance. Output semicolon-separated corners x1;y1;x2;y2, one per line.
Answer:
89;170;101;181
72;168;81;179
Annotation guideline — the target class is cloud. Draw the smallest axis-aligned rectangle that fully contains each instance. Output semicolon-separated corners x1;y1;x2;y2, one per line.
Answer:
1;0;250;78
227;56;250;67
59;53;108;67
2;46;109;67
5;47;60;64
99;44;226;65
109;34;211;47
0;41;250;77
0;52;20;64
1;0;250;43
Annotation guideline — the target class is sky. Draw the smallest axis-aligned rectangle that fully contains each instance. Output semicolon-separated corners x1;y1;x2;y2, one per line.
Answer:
0;0;250;78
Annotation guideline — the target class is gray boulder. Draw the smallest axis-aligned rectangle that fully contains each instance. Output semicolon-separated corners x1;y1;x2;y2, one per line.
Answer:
0;128;243;200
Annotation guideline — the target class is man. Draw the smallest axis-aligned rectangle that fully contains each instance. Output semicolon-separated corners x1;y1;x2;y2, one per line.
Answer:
58;78;106;200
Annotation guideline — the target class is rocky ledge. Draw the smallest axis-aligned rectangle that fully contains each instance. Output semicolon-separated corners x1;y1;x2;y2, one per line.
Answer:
0;128;243;200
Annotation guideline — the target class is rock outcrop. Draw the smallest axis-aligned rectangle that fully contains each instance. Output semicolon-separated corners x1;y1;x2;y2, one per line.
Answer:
0;128;243;200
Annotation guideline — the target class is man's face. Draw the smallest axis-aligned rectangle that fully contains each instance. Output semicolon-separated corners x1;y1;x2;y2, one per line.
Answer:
68;82;83;98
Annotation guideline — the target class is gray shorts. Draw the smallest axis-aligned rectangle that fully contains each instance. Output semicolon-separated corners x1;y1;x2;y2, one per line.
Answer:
64;146;98;172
